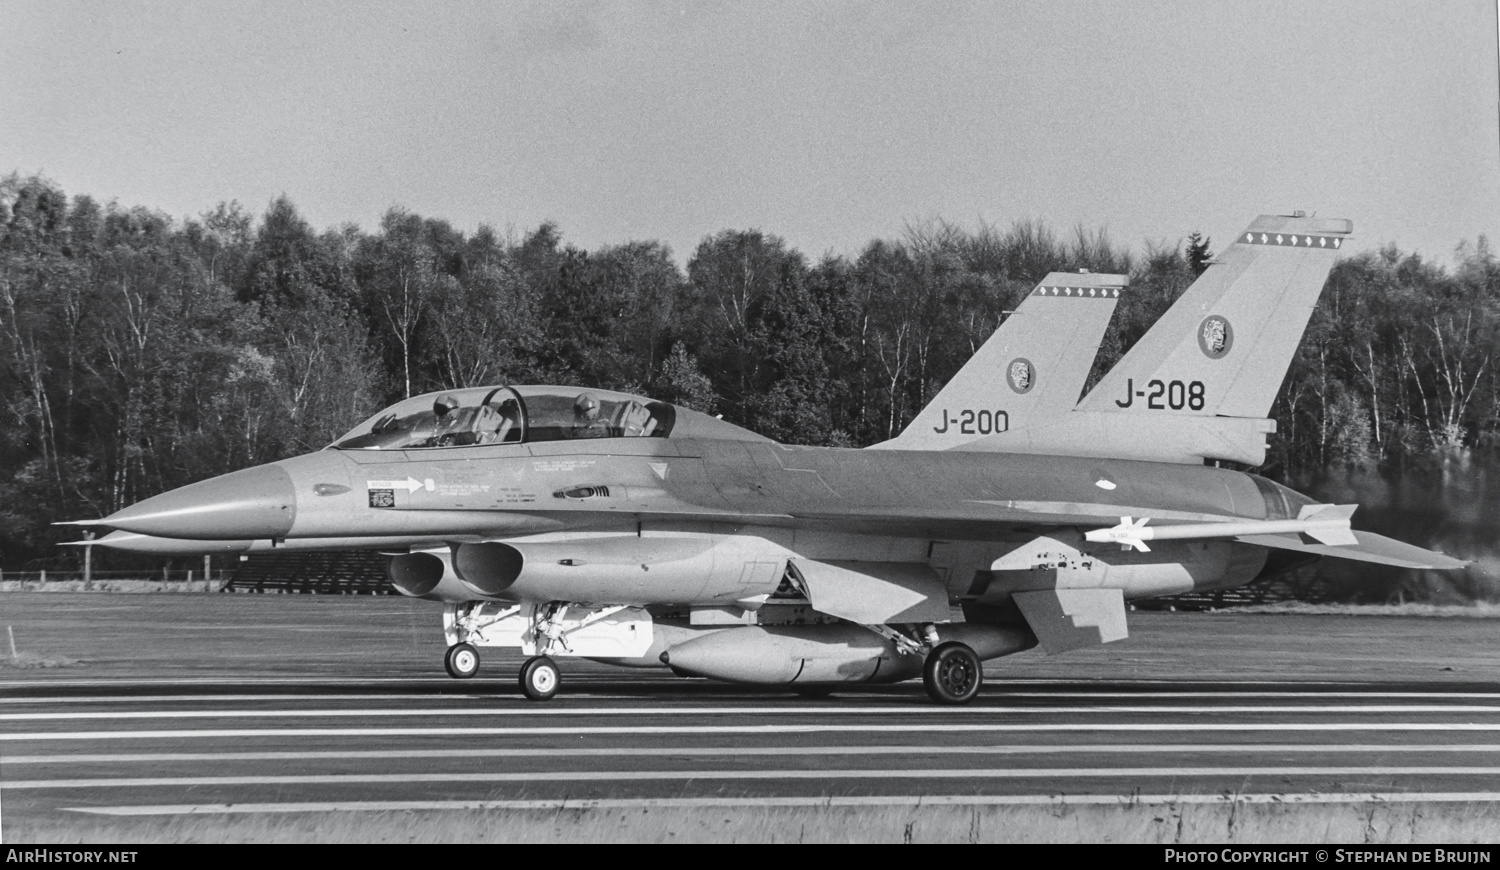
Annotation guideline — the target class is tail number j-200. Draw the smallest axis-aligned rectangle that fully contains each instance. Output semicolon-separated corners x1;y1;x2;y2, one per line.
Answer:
1115;379;1205;411
933;409;1010;435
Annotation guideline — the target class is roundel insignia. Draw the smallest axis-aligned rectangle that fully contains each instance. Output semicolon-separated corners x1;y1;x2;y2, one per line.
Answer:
1198;315;1233;359
1006;358;1035;394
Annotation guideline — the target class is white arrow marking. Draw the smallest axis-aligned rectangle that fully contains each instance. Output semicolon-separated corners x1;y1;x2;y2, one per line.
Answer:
366;478;430;493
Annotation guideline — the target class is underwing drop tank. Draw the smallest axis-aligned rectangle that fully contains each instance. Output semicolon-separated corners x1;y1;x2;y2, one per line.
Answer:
660;623;1036;685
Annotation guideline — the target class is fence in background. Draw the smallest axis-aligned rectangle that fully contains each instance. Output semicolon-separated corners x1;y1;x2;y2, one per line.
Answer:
224;551;393;595
0;568;226;585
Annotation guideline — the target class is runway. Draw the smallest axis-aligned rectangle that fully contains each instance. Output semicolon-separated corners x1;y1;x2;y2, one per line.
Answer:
6;671;1500;822
2;594;1499;834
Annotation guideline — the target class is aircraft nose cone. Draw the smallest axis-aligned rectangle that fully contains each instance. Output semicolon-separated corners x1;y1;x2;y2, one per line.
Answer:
102;464;296;540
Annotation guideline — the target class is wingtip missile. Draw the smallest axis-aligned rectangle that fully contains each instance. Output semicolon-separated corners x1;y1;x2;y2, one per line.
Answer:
1085;506;1360;550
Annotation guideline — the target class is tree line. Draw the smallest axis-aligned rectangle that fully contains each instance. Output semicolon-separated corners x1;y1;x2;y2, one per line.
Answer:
2;173;1497;572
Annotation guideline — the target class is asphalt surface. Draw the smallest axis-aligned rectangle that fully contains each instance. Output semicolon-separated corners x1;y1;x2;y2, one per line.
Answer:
2;594;1499;826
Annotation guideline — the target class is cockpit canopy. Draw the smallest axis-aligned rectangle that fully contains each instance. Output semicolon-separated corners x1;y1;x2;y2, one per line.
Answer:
331;386;767;450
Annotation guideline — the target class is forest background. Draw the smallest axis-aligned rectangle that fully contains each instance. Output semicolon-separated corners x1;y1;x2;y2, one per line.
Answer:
2;174;1497;601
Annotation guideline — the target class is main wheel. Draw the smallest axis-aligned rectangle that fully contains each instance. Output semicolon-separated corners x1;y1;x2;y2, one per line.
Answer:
519;655;561;701
444;642;480;679
923;642;982;704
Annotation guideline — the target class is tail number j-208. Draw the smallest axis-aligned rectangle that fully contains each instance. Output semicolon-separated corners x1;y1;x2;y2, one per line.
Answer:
1114;378;1205;411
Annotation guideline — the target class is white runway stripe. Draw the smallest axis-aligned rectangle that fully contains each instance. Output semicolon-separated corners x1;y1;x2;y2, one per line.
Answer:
10;722;1500;741
0;676;1463;689
6;703;1495;721
11;766;1500;790
64;792;1500;816
6;690;1499;705
8;743;1500;765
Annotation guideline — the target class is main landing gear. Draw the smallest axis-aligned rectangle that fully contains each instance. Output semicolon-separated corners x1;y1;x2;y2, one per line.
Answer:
444;642;480;679
922;641;982;704
442;601;586;700
441;643;563;700
519;655;561;701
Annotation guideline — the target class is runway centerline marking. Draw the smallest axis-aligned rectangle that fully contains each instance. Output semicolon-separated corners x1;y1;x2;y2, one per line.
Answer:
8;743;1500;765
11;766;1500;790
6;704;1496;721
9;722;1500;741
63;793;1500;816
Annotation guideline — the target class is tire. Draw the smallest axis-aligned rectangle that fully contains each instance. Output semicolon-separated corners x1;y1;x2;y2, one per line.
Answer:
923;642;982;704
520;655;561;701
792;686;834;699
444;642;480;679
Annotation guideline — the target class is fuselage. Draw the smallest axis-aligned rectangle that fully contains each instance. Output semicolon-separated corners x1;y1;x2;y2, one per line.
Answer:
99;435;1310;546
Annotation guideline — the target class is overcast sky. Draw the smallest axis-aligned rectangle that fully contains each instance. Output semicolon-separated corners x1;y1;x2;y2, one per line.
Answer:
6;1;1499;267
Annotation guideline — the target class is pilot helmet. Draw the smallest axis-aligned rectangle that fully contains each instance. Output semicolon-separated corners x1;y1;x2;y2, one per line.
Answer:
433;394;460;417
574;392;601;421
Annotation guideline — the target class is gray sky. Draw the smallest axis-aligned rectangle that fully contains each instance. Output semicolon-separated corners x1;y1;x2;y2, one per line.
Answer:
6;1;1499;267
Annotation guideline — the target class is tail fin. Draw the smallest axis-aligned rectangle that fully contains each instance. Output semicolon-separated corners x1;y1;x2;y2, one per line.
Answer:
1078;214;1352;418
875;271;1127;450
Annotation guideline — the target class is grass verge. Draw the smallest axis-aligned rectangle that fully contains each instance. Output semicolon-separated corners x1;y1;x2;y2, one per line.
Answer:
1;650;82;669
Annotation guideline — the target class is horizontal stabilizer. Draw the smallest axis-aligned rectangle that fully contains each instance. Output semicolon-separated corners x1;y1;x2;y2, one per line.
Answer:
1012;588;1128;655
1236;530;1469;570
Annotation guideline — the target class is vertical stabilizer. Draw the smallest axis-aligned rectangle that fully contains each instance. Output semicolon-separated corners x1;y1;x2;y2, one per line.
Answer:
1078;214;1351;418
875;272;1127;450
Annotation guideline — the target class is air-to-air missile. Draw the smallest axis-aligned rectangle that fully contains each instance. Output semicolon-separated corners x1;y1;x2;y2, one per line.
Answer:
65;214;1466;703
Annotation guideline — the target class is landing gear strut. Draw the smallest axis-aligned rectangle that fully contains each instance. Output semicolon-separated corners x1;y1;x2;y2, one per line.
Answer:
923;642;982;704
444;642;480;679
519;655;560;701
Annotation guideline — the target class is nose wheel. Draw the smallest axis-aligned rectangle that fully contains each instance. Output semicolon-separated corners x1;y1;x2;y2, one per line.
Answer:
923;642;982;704
444;642;480;679
520;655;561;701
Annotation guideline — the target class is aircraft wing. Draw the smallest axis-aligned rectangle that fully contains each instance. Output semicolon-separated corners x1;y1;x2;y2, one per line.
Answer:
1235;530;1469;571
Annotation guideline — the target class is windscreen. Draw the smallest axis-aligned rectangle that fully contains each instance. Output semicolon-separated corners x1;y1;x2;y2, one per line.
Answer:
333;387;523;450
331;386;674;449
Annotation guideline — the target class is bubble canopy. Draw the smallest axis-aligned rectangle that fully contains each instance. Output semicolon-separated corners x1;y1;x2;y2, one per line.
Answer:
332;386;756;450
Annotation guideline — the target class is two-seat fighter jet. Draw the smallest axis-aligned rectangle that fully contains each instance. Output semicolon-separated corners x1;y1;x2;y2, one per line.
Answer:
71;214;1465;703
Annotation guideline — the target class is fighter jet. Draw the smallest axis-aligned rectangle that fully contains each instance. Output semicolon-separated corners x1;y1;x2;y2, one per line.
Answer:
80;266;1130;557
67;214;1465;704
